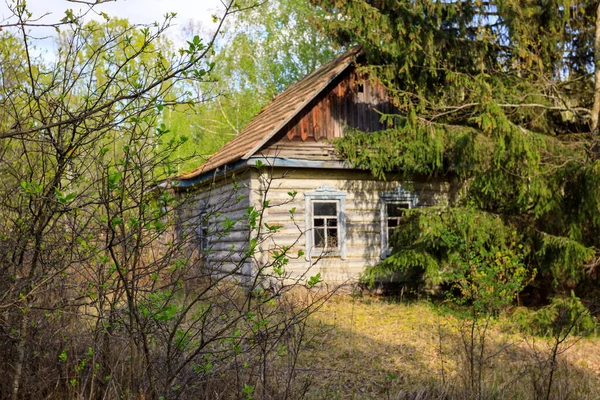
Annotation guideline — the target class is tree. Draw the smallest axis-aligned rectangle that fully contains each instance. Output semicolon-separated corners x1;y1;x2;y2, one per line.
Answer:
0;1;220;395
311;0;600;303
0;2;329;399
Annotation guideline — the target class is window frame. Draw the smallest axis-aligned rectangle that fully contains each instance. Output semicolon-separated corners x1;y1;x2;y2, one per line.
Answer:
380;187;419;259
305;185;347;260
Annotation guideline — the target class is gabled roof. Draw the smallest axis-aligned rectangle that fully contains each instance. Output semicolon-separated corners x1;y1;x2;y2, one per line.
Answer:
178;46;361;180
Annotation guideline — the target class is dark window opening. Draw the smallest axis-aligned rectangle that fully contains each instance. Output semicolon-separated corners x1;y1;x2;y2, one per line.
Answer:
198;215;210;256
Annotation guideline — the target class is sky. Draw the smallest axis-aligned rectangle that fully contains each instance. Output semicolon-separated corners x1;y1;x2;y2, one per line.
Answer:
0;0;226;53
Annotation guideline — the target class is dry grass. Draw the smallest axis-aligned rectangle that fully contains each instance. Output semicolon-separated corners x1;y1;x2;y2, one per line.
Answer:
295;294;600;399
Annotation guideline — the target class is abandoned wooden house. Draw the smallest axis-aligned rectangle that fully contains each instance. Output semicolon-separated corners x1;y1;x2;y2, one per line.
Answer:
174;47;457;284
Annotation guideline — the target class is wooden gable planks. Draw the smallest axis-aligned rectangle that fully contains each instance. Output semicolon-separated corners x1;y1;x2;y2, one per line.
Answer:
260;67;397;161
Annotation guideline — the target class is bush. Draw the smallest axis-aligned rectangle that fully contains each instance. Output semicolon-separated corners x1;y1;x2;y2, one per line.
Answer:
514;291;596;337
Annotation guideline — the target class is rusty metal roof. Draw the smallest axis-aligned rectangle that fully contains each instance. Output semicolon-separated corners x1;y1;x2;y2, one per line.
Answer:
178;47;360;180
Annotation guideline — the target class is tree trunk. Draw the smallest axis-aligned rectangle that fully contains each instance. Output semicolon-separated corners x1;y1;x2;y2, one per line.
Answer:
11;312;28;400
591;3;600;133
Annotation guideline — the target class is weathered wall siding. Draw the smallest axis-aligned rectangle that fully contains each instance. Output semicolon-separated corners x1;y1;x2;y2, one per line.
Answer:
251;168;455;284
259;68;396;161
257;141;337;161
180;171;254;277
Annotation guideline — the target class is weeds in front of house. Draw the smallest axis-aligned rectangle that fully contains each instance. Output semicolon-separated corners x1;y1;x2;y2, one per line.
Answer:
298;294;600;399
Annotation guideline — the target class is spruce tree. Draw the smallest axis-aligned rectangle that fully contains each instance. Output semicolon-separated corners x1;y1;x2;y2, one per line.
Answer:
311;0;600;301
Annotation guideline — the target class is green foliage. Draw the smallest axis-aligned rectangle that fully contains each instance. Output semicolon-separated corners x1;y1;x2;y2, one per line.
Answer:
437;211;529;315
365;207;530;313
307;272;323;288
514;292;596;337
58;349;68;363
162;0;339;173
314;0;600;299
242;383;255;399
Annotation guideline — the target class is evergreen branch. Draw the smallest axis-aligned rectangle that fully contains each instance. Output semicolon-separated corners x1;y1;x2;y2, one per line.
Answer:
429;103;590;121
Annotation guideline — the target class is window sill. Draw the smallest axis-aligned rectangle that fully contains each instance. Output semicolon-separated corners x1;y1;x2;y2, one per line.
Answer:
310;248;342;258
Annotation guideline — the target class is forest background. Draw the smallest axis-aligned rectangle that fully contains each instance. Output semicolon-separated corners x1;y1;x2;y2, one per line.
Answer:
1;0;600;399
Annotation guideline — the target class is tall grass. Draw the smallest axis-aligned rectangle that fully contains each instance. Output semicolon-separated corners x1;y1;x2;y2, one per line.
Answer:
298;294;600;399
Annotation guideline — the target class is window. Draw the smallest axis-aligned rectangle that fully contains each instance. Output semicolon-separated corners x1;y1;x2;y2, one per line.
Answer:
385;202;410;243
380;187;418;258
197;213;210;256
305;185;347;260
313;201;339;249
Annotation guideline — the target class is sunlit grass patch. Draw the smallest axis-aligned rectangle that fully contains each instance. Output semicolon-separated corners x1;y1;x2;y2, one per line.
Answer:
298;294;600;399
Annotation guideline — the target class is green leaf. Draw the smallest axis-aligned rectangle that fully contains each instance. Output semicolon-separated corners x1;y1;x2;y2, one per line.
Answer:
58;349;67;363
307;273;322;288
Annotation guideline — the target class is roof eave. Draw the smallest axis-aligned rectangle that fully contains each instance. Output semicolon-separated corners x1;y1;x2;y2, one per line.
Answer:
172;159;251;191
173;157;358;191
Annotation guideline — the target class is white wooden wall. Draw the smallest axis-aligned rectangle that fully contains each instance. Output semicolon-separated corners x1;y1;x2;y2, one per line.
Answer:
250;168;456;285
179;171;254;279
179;167;455;286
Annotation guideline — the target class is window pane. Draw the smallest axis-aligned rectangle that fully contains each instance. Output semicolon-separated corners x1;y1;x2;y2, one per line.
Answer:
388;228;395;240
314;218;324;227
387;202;408;217
388;219;399;228
314;228;325;247
327;228;338;247
314;202;337;216
200;228;209;253
327;218;337;227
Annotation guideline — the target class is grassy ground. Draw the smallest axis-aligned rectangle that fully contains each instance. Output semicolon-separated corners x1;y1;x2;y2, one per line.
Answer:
295;293;600;399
